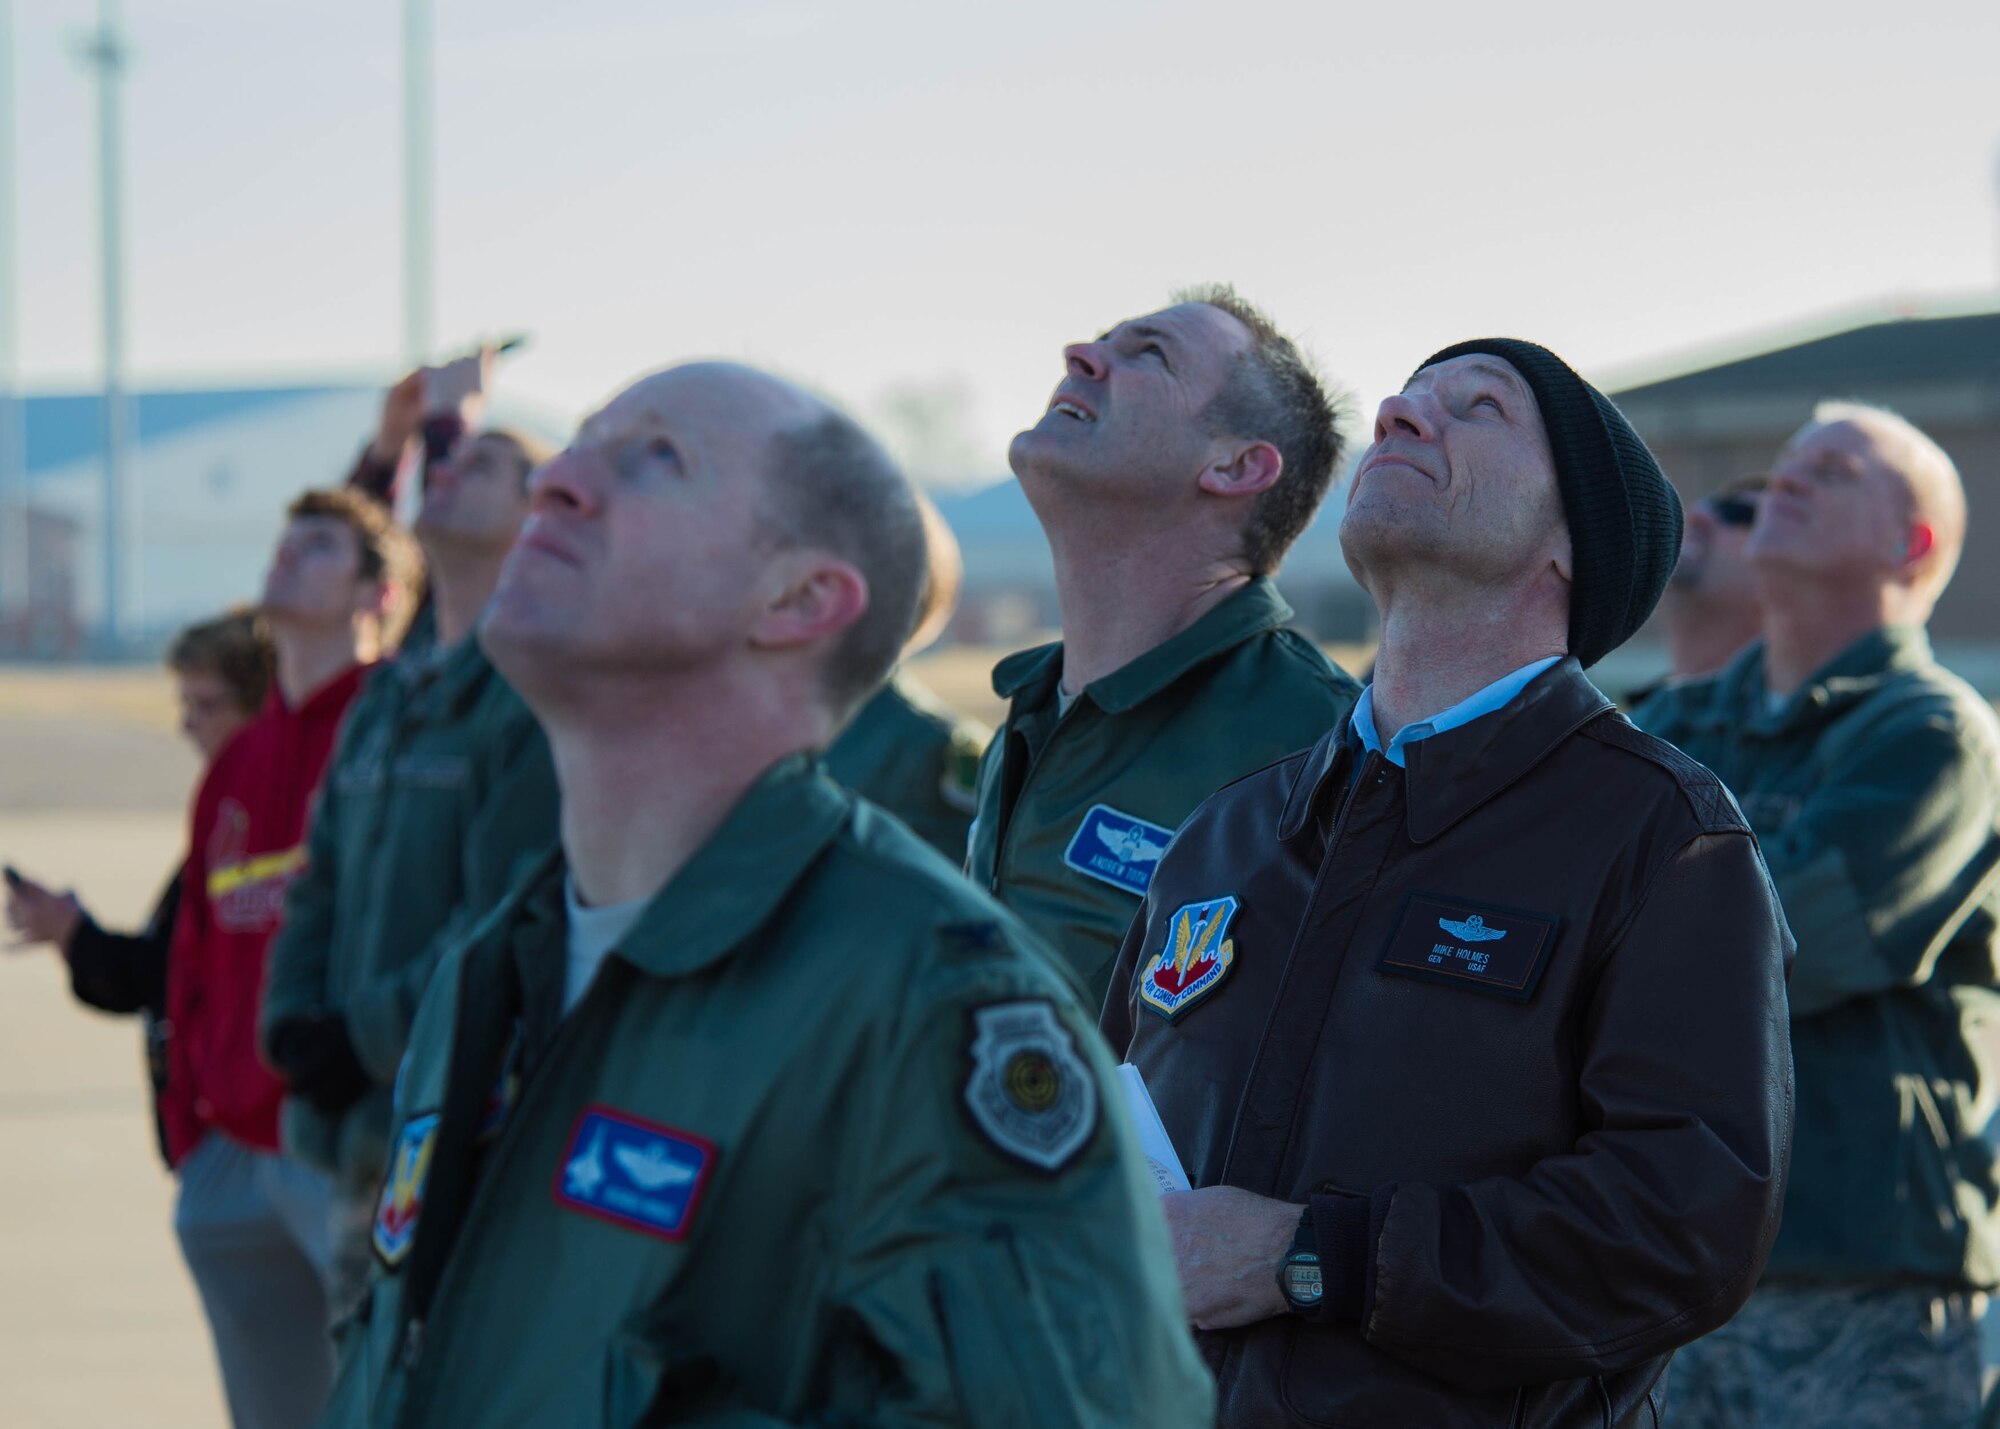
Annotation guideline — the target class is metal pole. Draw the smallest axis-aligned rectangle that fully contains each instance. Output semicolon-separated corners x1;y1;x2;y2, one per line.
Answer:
83;1;132;645
0;0;27;625
402;0;433;365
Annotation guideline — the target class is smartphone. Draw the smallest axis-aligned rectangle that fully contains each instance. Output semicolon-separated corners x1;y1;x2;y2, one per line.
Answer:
493;334;530;357
3;866;22;891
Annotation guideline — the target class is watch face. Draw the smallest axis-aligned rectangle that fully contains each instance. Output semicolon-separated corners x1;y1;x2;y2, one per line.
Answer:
1282;1256;1324;1306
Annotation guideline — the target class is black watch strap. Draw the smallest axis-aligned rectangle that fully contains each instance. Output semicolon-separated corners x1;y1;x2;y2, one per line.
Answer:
1277;1203;1323;1313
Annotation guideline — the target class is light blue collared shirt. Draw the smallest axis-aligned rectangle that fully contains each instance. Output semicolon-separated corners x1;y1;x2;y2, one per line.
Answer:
1351;657;1562;768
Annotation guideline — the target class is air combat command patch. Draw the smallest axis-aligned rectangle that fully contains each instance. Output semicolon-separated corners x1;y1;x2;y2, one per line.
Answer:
374;1111;439;1268
961;999;1098;1175
1139;895;1239;1020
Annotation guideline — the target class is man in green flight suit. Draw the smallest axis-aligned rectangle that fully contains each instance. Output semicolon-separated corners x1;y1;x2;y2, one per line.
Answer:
968;284;1361;1002
262;365;560;1319
1636;402;2000;1428
825;492;988;860
319;361;1212;1428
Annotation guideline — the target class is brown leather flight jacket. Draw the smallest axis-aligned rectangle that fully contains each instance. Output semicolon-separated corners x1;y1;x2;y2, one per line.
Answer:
1103;660;1794;1429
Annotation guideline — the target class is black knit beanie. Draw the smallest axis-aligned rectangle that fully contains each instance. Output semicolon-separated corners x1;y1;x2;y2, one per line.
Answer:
1413;338;1682;669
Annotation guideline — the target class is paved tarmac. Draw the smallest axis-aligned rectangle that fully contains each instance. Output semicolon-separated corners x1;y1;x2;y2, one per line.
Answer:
0;679;223;1427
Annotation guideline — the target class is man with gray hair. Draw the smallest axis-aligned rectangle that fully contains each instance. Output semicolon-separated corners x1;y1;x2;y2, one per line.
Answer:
1639;401;2000;1427
318;361;1211;1428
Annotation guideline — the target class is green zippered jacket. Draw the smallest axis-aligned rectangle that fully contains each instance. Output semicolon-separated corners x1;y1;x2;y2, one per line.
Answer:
824;670;988;862
321;755;1212;1429
1635;626;2000;1287
262;635;558;1188
967;578;1360;1004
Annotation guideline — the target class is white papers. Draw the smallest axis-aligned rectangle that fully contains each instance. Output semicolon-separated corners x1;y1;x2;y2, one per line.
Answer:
1117;1063;1191;1194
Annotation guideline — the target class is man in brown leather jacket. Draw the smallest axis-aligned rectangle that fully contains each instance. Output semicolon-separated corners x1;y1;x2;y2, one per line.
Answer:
1103;338;1795;1428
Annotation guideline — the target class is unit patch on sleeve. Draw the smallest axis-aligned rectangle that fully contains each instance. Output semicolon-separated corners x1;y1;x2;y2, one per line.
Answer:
551;1105;717;1242
960;999;1098;1175
1061;804;1175;897
1139;895;1240;1020
1376;892;1560;1000
373;1112;439;1268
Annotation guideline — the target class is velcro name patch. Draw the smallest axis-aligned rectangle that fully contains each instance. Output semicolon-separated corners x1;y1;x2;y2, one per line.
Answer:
1062;804;1174;898
552;1106;717;1242
1376;892;1559;1000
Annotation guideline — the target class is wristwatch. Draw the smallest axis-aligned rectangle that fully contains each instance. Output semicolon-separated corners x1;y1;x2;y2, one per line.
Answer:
1277;1204;1323;1312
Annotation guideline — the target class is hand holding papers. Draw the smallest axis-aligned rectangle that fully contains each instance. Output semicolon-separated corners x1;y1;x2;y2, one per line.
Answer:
1117;1063;1191;1194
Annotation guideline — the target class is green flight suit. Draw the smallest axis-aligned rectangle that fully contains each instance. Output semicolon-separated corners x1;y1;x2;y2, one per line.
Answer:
263;636;558;1189
1634;626;2000;1288
967;578;1360;1004
824;670;988;862
322;755;1212;1429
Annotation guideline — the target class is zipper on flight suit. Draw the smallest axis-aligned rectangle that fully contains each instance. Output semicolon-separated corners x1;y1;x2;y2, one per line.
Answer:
390;955;635;1427
987;694;1082;894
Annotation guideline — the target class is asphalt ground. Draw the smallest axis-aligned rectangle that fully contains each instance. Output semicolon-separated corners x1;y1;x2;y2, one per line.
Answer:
0;675;219;1427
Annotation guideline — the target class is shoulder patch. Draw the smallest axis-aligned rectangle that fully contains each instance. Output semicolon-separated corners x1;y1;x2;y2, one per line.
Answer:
373;1112;439;1268
1139;896;1240;1020
960;999;1098;1175
1062;804;1175;897
1581;714;1747;835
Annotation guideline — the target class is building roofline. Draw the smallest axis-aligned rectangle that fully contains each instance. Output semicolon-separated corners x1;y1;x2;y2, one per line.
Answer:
1602;290;2000;396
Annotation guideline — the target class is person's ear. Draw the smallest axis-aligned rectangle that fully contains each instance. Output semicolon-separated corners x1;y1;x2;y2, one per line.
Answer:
360;578;395;623
750;556;869;652
1549;524;1574;585
1197;440;1283;500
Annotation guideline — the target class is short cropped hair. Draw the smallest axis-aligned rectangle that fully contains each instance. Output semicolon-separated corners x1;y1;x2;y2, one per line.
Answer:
1174;283;1346;575
1809;399;1967;596
166;607;272;713
760;412;927;724
286;487;425;646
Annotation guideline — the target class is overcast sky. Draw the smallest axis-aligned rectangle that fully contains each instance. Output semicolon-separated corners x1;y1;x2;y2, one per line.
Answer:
10;0;2000;484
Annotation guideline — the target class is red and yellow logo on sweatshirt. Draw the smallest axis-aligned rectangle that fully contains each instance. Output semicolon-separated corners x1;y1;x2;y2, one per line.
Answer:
205;798;307;932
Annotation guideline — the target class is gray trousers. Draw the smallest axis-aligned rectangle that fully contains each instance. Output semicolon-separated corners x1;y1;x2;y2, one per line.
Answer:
173;1134;338;1429
1670;1279;1987;1428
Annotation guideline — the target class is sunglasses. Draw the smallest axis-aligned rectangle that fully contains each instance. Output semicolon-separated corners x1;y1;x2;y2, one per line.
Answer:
1706;495;1760;528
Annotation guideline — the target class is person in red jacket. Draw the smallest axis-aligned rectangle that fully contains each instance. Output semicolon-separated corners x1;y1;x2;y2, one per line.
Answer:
165;487;418;1429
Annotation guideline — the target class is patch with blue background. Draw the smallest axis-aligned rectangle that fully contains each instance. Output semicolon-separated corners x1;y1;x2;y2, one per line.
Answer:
552;1105;717;1242
1062;804;1175;897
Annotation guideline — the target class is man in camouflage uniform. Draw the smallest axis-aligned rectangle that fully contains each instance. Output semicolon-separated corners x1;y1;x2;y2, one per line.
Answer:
1638;402;2000;1428
319;362;1211;1428
968;285;1360;1003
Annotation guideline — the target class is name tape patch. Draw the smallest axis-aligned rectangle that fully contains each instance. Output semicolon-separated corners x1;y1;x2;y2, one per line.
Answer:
1062;804;1174;898
552;1106;717;1242
1377;892;1559;1001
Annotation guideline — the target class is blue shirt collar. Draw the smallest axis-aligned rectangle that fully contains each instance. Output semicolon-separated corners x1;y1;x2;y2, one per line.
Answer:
1351;656;1563;768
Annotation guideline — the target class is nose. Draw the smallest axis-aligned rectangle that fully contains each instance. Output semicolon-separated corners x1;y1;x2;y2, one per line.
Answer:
1766;461;1810;497
1063;340;1109;382
1373;391;1436;444
526;448;599;517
